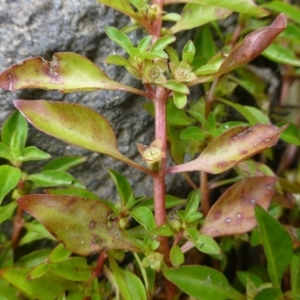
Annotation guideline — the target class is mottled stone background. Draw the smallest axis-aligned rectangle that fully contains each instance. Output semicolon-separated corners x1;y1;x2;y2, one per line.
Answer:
0;0;186;200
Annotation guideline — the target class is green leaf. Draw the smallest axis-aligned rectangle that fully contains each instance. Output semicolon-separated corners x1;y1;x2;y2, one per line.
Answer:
1;110;27;151
0;281;19;300
201;177;276;237
166;0;269;17
279;122;300;146
291;252;300;292
48;257;92;282
131;207;156;231
0;53;146;96
48;243;72;264
262;2;300;26
186;228;221;255
0;202;17;224
19;220;56;245
263;43;300;66
171;4;232;33
185;189;201;218
0;165;22;204
109;256;147;300
170;245;184;267
161;13;181;22
168;126;189;164
105;27;136;57
173;92;187;109
165;46;180;64
192;25;216;69
217;14;287;75
152;36;176;51
0;267;77;300
15;249;52;268
107;169;132;206
19;146;51;162
27;170;84;188
164;265;245;300
106;55;132;67
0;142;13;161
255;205;293;289
13;100;150;174
42;156;87;171
166;100;193;126
152;223;174;236
160;80;189;94
253;288;282;300
237;271;263;289
122;269;147;300
28;263;50;279
219;99;268;125
95;0;149;31
225;100;270;124
182;40;195;63
279;23;300;42
168;124;288;174
143;50;168;60
138;36;152;52
180;126;205;140
18;194;139;255
137;194;185;211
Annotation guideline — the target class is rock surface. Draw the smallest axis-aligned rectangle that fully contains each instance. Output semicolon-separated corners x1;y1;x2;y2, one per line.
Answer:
0;0;185;200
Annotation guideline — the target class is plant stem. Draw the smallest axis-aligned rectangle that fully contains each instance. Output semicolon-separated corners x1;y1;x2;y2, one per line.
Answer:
200;171;209;216
11;205;23;249
153;87;168;226
153;87;177;300
87;252;108;287
151;2;176;298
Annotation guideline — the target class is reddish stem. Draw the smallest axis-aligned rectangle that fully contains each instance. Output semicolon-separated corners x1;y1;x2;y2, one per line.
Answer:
153;87;177;300
87;252;108;287
200;171;209;217
11;205;24;249
150;1;177;298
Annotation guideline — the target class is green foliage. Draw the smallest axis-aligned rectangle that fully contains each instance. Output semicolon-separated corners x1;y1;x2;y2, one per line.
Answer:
0;0;300;299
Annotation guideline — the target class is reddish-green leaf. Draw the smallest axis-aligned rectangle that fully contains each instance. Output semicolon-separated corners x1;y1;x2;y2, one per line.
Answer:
0;52;147;96
168;124;288;174
18;194;139;255
217;14;287;75
200;176;276;237
14;100;151;174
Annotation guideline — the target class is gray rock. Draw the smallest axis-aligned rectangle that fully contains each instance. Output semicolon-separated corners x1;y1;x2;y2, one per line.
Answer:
0;0;187;201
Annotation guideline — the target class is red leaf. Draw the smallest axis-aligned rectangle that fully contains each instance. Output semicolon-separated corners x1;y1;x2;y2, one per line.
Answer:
201;176;276;237
168;123;288;174
218;13;287;75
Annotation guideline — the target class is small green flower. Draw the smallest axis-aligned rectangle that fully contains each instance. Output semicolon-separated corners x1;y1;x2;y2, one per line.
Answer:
142;59;167;84
170;61;197;83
